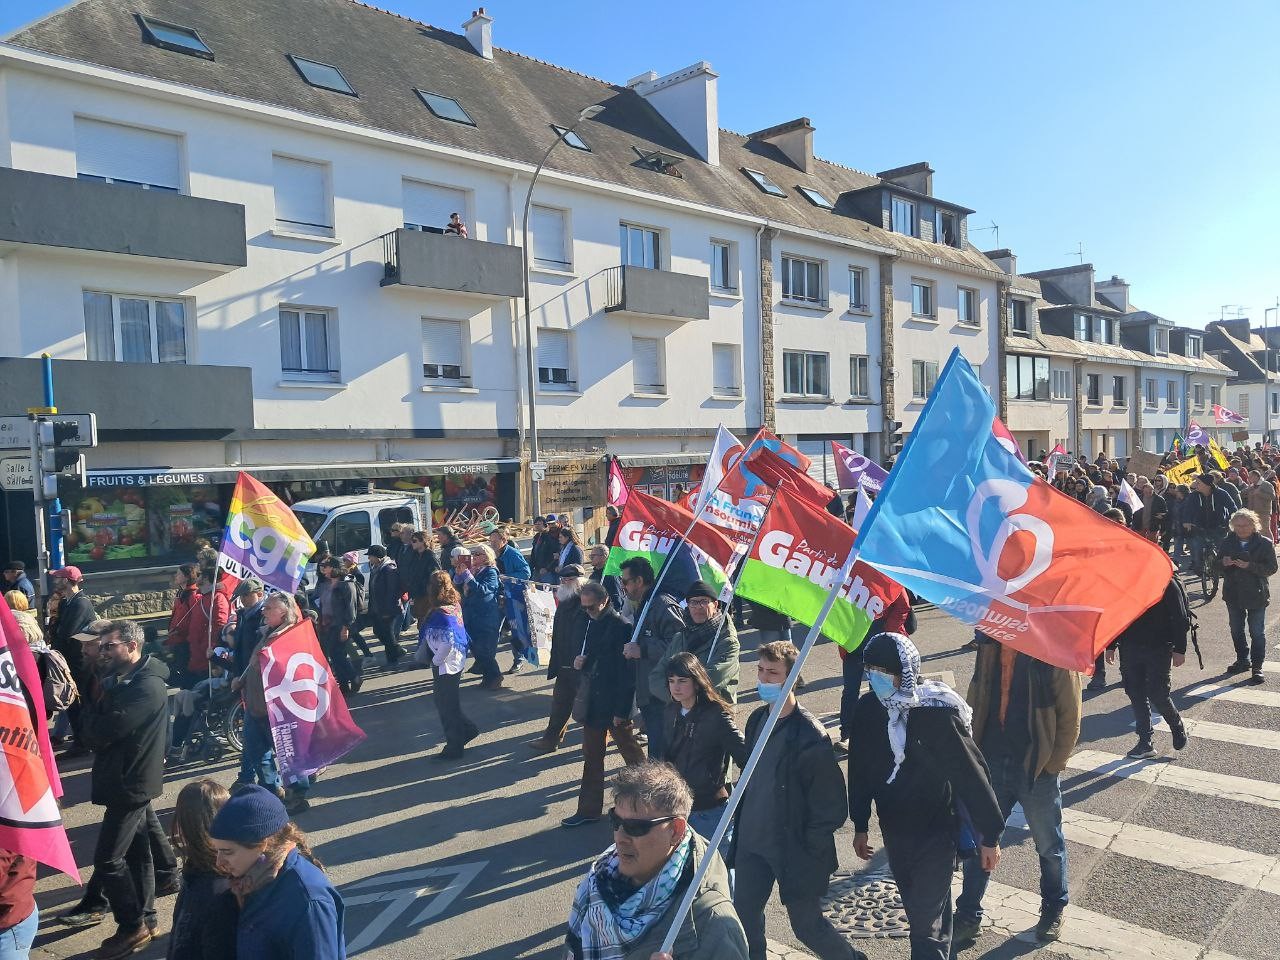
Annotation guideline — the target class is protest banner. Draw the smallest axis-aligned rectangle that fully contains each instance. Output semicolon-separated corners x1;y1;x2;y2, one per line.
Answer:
831;439;889;492
602;488;737;595
1126;450;1163;479
218;472;316;594
525;588;556;653
1164;456;1201;486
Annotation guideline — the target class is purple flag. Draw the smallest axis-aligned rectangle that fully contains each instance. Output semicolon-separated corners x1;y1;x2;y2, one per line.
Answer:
831;439;889;492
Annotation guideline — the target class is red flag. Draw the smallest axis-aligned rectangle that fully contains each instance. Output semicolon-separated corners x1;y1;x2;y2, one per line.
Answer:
607;457;629;508
603;488;738;593
0;605;78;879
746;444;833;510
262;620;365;782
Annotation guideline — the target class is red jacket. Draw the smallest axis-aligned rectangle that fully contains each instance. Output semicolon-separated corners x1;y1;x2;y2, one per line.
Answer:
839;589;912;659
0;851;35;929
166;586;200;649
181;584;231;672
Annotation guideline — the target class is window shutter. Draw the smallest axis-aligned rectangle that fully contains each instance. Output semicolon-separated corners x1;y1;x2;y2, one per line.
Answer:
422;319;464;368
403;180;467;231
272;156;330;229
712;344;736;393
537;329;570;369
531;206;567;266
75;117;180;190
632;337;661;390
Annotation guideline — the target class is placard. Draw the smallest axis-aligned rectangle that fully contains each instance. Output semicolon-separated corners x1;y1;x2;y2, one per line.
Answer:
1125;450;1163;479
525;588;556;652
540;457;605;514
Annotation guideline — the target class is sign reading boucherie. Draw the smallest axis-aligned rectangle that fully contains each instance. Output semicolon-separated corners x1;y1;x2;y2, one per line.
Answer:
540;457;605;514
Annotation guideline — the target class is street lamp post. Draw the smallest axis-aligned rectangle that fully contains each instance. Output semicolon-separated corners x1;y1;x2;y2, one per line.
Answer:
519;103;604;517
1266;302;1279;444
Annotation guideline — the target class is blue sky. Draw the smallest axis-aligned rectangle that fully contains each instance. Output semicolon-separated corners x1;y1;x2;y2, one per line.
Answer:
3;0;1278;329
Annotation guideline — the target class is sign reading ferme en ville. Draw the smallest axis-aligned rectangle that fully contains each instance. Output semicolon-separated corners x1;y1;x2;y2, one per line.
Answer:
539;457;606;514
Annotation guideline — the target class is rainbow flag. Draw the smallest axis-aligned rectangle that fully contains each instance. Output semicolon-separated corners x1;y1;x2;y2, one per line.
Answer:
218;472;316;594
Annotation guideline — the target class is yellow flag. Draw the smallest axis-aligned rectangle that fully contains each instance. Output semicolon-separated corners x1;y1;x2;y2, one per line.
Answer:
1208;438;1230;470
1164;456;1201;486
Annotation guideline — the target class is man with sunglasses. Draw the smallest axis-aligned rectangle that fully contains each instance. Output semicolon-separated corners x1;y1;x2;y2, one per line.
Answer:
565;761;747;959
79;620;172;959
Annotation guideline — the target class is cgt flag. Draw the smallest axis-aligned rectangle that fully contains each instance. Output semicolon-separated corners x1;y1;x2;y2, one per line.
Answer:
603;487;738;596
263;619;365;782
856;348;1173;673
735;485;905;653
219;472;317;595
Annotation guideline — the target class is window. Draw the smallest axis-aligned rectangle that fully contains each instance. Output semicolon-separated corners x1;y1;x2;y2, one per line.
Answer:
1187;336;1203;358
1210;385;1221;406
1167;380;1179;410
850;355;870;399
1239;393;1251;418
138;15;213;59
421;319;467;385
1273;392;1279;416
620;223;660;269
1144;378;1158;408
328;512;371;557
551;124;590;151
531;205;570;271
1075;313;1090;342
1011;299;1030;334
958;287;978;326
1102;317;1116;345
710;240;737;293
712;343;741;397
1153;327;1170;355
279;307;338;381
287;55;356;96
1052;368;1071;399
911;360;939;400
632;336;665;394
783;350;830;397
935;209;957;246
416;90;475;125
911;280;934;317
782;256;824;305
848;267;868;310
1112;376;1126;407
83;292;187;364
742;168;786;197
403;179;467;233
1193;383;1205;407
891;196;917;236
1005;355;1050;401
1086;374;1101;405
536;329;573;390
74;117;180;192
797;186;833;209
272;155;332;236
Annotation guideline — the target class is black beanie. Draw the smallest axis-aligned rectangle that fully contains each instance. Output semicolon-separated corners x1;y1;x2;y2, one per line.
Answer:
684;580;718;602
861;633;905;675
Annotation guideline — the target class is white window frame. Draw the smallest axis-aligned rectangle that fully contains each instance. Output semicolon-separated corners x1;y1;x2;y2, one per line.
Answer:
1239;393;1251;418
1051;368;1071;399
891;196;917;237
848;266;869;311
402;177;470;234
1167;380;1179;410
272;153;334;237
536;328;574;392
83;291;190;364
74;116;184;193
631;336;666;395
1153;327;1170;355
1144;378;1158;408
1187;336;1203;358
1210;384;1221;407
850;354;871;400
1112;375;1127;408
279;306;340;382
911;359;939;400
910;279;935;318
781;255;826;306
531;204;572;272
710;239;738;294
958;286;979;326
1086;373;1101;406
711;343;742;398
1193;383;1205;408
620;221;663;270
421;317;470;387
782;350;831;398
935;208;958;246
1010;298;1030;334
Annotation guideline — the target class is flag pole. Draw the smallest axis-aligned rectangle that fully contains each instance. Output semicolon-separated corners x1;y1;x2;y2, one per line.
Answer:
705;484;782;664
659;540;861;953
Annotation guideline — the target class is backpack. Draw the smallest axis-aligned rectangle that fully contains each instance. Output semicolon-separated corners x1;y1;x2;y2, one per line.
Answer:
351;576;368;615
39;648;78;713
1164;576;1202;669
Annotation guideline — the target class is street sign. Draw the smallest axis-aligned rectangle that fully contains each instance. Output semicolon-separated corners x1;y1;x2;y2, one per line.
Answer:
0;457;32;491
0;413;96;450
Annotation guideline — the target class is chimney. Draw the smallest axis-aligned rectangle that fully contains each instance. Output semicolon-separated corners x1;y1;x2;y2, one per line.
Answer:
746;118;815;174
984;248;1016;275
876;162;934;197
629;62;719;166
1095;274;1130;313
463;7;493;59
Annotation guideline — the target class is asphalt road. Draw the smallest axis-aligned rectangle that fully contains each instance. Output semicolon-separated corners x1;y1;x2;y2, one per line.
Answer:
32;571;1280;960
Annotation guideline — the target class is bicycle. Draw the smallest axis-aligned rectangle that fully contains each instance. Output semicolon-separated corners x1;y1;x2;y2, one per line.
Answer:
1188;528;1221;601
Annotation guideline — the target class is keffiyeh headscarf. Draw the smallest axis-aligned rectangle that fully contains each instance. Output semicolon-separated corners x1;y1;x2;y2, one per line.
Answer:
864;632;972;784
565;832;692;960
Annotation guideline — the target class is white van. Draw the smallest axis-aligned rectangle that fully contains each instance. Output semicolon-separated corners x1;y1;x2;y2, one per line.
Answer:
291;490;430;588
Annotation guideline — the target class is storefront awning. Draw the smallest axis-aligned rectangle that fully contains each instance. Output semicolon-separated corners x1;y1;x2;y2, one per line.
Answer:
84;459;521;488
614;452;709;469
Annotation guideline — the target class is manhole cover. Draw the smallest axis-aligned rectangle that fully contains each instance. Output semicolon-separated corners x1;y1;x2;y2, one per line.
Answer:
822;871;910;938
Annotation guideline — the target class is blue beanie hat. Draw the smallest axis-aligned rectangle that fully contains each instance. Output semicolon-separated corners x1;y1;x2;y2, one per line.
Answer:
208;784;289;844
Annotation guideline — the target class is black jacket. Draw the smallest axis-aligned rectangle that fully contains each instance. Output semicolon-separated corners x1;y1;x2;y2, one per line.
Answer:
367;560;401;619
316;578;356;631
731;705;847;899
399;548;440;600
52;591;97;676
547;594;588;679
1114;578;1190;655
848;698;1004;847
232;600;266;679
580;608;636;728
633;589;686;707
663;699;747;811
167;870;238;960
589;569;624;611
1215;531;1279;610
81;655;171;806
1185;488;1236;533
529;532;559;575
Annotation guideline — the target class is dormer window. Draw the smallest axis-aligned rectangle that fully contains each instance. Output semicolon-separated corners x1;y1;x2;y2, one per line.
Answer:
1151;327;1169;355
1187;336;1202;358
891;196;917;237
1011;299;1030;334
935;209;958;247
1074;313;1114;345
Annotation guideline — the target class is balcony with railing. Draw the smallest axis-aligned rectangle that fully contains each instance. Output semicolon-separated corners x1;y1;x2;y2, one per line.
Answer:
603;264;710;322
380;228;523;299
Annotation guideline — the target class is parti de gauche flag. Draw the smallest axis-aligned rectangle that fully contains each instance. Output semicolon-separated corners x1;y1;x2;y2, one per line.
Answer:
602;487;738;596
855;348;1173;673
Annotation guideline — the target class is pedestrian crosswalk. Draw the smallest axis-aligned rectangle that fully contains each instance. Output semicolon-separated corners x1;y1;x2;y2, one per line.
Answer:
1067;748;1280;809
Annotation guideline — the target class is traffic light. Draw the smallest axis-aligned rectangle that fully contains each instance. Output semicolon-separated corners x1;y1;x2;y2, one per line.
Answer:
888;420;906;459
38;419;86;496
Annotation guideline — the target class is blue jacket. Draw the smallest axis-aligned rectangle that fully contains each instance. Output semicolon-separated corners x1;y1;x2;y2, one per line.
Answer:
462;565;502;637
496;543;531;582
237;849;345;960
233;600;267;679
5;573;34;605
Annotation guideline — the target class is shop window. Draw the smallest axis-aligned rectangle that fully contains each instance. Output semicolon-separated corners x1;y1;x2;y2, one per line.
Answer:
63;483;225;568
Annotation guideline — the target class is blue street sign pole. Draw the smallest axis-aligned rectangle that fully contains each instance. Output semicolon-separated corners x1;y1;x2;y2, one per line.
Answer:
43;354;64;570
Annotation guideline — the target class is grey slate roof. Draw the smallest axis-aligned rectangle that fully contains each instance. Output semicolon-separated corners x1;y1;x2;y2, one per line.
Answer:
5;0;1003;276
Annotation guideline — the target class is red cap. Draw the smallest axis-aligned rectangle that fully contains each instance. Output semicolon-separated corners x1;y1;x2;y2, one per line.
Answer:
48;566;84;582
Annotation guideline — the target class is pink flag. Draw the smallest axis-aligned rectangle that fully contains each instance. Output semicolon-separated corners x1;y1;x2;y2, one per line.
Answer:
607;457;630;508
263;620;365;782
1213;404;1247;426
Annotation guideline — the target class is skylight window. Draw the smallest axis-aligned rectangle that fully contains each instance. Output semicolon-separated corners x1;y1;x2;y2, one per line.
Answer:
797;186;833;209
417;91;475;126
743;168;786;197
552;124;590;151
287;55;357;96
137;15;213;59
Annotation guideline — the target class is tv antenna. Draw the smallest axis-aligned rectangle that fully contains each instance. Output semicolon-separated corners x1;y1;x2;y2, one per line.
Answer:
1065;242;1084;264
970;220;999;249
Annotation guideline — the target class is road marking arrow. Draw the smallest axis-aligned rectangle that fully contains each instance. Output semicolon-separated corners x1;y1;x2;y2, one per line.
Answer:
343;860;487;954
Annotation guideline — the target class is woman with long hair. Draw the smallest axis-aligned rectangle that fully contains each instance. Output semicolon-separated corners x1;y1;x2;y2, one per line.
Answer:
418;571;479;761
662;652;747;859
168;779;236;960
556;525;584;571
208;786;345;959
165;564;200;684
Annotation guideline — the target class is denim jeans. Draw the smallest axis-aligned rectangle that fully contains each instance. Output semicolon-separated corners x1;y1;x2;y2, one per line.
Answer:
956;758;1068;921
0;907;37;958
688;803;735;870
239;714;280;789
1227;604;1267;666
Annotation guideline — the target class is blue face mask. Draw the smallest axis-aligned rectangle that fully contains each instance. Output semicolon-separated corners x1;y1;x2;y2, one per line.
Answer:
868;672;897;699
756;681;783;703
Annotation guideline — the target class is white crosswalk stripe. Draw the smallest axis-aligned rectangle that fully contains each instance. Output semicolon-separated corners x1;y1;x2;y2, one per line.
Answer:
1182;717;1280;751
1067;748;1280;810
1184;677;1280;708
